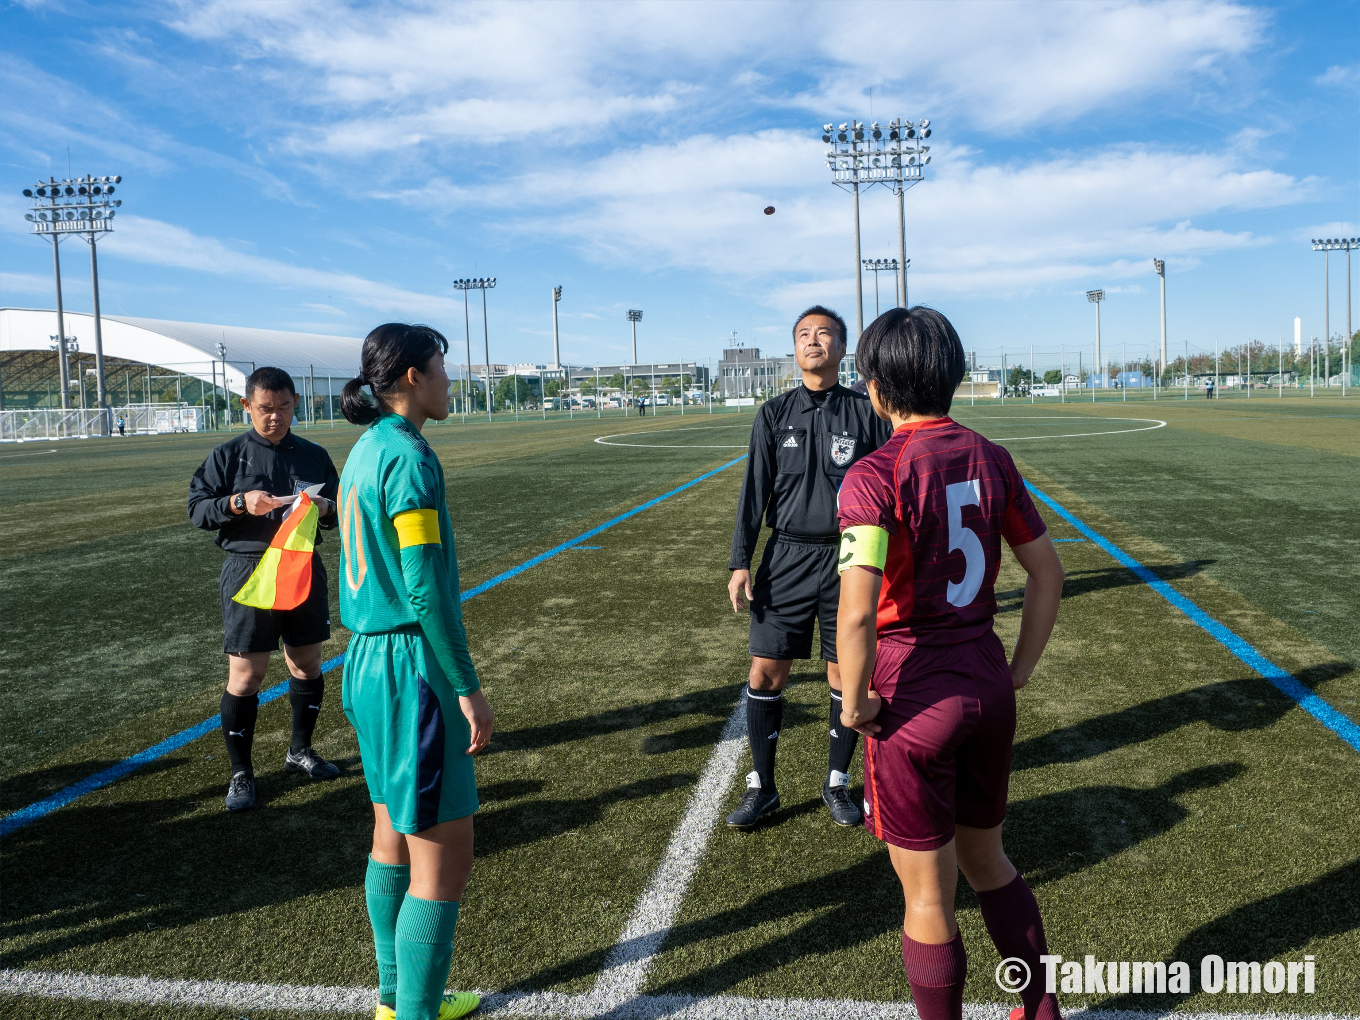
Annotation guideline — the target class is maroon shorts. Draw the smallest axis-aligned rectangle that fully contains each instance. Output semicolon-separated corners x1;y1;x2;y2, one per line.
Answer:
862;631;1016;850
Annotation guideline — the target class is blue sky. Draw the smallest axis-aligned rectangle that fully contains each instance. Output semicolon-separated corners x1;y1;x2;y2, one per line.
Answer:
1;0;1356;371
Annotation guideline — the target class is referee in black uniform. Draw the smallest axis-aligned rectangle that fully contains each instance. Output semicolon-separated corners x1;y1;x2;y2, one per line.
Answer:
188;367;341;812
726;306;893;829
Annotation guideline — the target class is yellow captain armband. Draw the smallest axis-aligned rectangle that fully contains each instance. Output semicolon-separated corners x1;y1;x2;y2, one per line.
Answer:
393;509;441;548
838;525;888;573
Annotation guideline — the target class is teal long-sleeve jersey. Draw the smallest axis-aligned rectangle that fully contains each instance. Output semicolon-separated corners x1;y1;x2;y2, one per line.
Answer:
337;413;479;695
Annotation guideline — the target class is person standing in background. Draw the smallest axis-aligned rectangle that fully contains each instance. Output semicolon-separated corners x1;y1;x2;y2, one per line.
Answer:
188;367;341;813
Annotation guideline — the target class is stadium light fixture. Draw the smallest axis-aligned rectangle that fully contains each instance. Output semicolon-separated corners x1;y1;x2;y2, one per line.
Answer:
1312;238;1358;392
552;286;563;370
861;258;900;319
1153;259;1167;392
1086;289;1105;391
627;309;643;365
453;277;497;420
21;173;122;425
823;116;933;338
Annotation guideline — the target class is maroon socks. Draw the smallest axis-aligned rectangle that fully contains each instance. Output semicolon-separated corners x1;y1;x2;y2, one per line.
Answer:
975;873;1062;1020
902;931;968;1020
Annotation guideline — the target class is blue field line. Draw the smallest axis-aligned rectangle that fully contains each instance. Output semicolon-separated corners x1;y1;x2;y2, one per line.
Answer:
1;456;746;838
457;456;745;601
1029;485;1360;754
0;652;347;838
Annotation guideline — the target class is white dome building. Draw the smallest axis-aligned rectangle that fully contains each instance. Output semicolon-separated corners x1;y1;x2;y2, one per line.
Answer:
1;307;363;439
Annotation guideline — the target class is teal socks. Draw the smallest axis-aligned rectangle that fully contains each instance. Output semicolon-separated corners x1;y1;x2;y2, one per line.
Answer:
364;856;410;1008
395;894;461;1020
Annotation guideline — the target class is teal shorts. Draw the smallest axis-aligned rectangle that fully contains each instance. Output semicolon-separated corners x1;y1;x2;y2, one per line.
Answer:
342;630;479;834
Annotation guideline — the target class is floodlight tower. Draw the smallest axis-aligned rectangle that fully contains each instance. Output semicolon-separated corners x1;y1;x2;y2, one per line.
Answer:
823;117;932;338
1153;259;1167;383
551;286;563;369
862;258;900;319
453;277;496;420
22;174;122;419
1086;289;1105;388
1312;238;1358;387
628;309;643;365
215;342;228;426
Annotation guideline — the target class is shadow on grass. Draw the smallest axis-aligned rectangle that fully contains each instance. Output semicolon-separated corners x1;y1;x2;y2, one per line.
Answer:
1004;763;1242;887
0;775;374;968
0;757;183;814
489;672;829;760
487;683;743;758
1100;855;1360;1012
476;773;696;857
1014;663;1353;771
520;765;1234;996
996;559;1215;614
0;763;691;971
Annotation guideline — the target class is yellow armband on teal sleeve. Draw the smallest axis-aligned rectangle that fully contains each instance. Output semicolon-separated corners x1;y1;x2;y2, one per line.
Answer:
393;509;440;548
838;525;889;573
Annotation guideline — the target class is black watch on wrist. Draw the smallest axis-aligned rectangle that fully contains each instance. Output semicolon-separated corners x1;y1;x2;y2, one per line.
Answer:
233;492;246;513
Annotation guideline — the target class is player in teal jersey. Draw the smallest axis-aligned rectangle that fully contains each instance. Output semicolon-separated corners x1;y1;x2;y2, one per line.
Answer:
338;323;493;1020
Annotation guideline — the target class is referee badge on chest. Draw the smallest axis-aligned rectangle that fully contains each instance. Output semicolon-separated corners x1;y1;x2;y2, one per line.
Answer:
829;434;856;467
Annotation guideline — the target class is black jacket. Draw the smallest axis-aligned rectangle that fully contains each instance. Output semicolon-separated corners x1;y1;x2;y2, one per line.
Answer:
188;429;340;554
729;384;894;569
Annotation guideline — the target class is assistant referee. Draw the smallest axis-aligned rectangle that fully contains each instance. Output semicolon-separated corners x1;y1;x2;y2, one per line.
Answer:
188;366;341;812
726;306;893;830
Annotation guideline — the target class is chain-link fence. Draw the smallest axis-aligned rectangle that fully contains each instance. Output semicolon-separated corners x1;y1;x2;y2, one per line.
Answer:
0;403;205;442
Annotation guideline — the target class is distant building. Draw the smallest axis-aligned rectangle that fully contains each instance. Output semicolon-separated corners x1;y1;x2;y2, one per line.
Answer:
717;344;860;398
560;362;706;393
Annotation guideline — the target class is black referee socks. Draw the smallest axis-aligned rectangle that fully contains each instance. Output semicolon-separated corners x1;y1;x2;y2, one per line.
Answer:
220;692;259;774
746;685;783;791
827;689;859;781
288;676;325;753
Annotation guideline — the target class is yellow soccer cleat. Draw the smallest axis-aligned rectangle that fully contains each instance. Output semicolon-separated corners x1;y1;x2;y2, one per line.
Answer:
438;992;481;1019
373;992;480;1020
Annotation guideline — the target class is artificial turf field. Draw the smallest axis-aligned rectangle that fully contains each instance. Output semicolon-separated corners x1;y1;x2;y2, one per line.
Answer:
2;394;1358;1018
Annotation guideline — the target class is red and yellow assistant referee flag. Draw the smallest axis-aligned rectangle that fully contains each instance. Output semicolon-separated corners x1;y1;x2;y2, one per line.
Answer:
233;493;319;610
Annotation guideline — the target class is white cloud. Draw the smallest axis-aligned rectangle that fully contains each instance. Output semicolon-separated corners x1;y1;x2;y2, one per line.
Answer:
802;1;1265;133
1316;64;1360;88
0;270;53;297
434;132;1309;310
162;0;1266;156
0;54;296;196
1;0;1310;352
102;215;460;318
1302;222;1358;240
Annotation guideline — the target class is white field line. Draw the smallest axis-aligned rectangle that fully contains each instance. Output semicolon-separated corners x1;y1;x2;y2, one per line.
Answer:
2;969;1352;1020
593;418;1168;449
4;690;1346;1020
581;700;749;1013
594;424;748;450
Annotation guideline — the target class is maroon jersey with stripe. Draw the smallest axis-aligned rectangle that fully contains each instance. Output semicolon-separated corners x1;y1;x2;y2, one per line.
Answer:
837;417;1046;646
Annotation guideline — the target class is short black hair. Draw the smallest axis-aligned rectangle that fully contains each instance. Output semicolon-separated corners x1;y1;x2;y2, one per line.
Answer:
855;306;966;418
792;305;848;347
245;366;296;399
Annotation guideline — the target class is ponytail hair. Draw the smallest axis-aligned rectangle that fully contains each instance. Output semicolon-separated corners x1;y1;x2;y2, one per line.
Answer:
341;322;450;425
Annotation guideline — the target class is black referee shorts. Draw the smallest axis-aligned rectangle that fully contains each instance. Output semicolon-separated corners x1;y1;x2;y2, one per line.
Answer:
220;552;331;655
749;534;841;662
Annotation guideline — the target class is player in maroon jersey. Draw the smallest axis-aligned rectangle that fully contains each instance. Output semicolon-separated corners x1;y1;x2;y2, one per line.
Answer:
835;307;1066;1020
